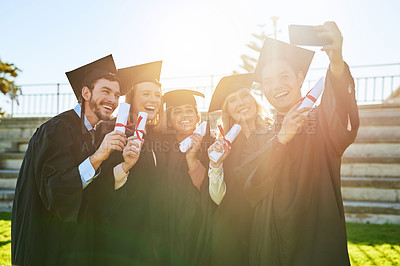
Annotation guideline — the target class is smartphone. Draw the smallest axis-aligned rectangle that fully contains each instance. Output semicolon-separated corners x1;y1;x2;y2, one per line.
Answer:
288;25;330;46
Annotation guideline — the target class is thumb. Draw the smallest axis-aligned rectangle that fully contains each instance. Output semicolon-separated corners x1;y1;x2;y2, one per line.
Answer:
287;101;302;115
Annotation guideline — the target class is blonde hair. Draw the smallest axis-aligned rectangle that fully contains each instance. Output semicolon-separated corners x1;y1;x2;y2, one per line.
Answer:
125;82;164;132
221;88;271;133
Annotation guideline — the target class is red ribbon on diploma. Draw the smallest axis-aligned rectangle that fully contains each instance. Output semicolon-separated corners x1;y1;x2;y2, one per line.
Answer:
115;123;134;132
297;87;317;105
134;116;145;142
218;125;231;153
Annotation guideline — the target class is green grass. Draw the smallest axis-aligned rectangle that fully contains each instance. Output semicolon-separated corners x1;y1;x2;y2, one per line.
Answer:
0;213;398;265
0;212;11;266
347;222;400;265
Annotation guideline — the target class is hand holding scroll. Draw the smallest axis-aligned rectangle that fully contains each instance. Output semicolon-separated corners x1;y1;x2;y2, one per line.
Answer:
208;124;241;164
186;133;204;171
122;136;142;171
277;102;310;145
90;130;127;170
208;138;231;168
186;133;203;160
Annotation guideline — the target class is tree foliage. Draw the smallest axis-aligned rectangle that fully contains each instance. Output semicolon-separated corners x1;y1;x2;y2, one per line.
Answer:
235;25;270;74
235;21;280;74
0;59;21;116
0;60;20;95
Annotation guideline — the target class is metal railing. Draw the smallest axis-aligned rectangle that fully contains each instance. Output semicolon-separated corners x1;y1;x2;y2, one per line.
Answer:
1;63;399;117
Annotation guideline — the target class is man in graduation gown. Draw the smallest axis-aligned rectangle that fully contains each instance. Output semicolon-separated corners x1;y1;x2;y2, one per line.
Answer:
241;22;359;265
161;89;209;265
11;55;127;265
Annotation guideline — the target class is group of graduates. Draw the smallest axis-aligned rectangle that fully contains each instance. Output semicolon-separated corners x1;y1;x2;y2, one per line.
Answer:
11;22;359;266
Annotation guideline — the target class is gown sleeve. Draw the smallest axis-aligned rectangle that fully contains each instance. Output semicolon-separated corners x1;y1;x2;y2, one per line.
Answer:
33;119;85;222
319;63;360;157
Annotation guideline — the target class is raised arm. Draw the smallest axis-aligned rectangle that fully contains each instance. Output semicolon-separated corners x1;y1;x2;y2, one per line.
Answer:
316;22;360;156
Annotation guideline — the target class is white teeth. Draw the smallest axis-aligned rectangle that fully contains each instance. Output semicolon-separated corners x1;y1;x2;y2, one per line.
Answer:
103;105;112;110
180;120;190;124
145;106;155;111
275;91;289;98
239;107;249;113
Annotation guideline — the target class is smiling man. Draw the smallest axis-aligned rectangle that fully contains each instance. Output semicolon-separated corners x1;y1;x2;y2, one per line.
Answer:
11;55;127;266
241;22;360;265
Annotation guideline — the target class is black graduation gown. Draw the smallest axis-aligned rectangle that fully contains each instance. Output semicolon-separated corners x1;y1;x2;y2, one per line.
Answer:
11;109;96;266
92;121;165;266
241;65;359;266
159;135;208;266
210;129;272;266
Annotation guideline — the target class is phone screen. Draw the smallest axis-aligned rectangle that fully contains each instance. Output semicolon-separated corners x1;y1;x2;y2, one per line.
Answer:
289;25;330;46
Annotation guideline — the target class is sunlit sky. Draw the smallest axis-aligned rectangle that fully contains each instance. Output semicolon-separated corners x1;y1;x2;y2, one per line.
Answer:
1;0;400;87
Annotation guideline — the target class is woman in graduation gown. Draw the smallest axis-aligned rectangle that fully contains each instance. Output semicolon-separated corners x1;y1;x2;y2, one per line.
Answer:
92;61;166;266
206;74;273;266
160;89;210;265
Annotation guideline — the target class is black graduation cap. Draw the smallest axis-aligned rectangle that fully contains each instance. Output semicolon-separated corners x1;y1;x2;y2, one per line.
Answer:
65;54;119;100
163;89;205;110
254;37;315;83
118;61;163;94
208;73;254;112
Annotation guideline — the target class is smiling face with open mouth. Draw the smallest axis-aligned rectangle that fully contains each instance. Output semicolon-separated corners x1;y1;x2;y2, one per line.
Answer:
225;89;257;123
261;60;304;114
131;82;162;120
87;78;120;122
168;104;199;136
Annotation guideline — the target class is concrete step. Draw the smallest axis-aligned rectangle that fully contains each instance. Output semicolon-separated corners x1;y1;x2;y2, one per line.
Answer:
342;187;400;203
0;153;24;170
341;176;400;189
0;169;19;179
0;178;17;190
0;141;12;153
341;177;400;203
341;163;400;177
342;143;400;163
344;201;400;224
0;189;14;212
344;201;400;215
0;138;30;153
0;116;42;153
0;170;19;190
18;143;28;153
355;126;400;143
358;104;400;126
0;117;49;129
0;127;36;140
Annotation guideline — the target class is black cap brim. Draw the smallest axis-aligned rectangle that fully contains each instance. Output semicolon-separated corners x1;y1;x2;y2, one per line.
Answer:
208;73;254;113
163;89;205;110
254;38;314;83
118;61;162;95
65;54;118;100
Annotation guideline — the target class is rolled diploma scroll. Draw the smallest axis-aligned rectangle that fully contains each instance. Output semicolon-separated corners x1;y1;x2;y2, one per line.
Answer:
114;103;131;134
132;112;148;149
297;77;325;111
179;121;207;153
209;124;242;163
